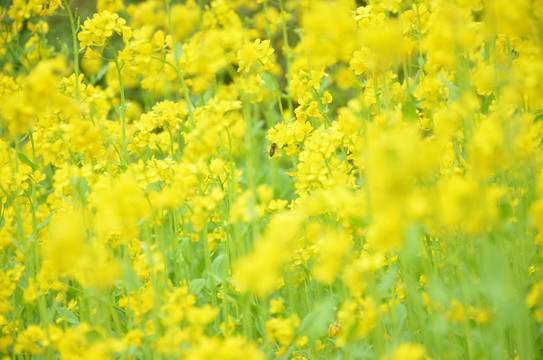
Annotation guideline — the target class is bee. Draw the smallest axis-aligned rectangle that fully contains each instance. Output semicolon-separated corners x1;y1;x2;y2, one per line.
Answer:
269;143;278;157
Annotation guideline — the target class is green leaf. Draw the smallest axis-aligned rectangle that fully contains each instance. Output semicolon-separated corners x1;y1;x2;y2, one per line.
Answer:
178;122;191;133
439;75;461;101
86;329;103;343
481;94;495;114
211;254;226;281
17;153;39;171
389;304;407;334
296;298;335;339
57;307;79;324
36;210;55;231
401;101;419;122
174;42;184;59
499;202;513;220
189;278;206;294
377;270;397;297
350;343;375;359
92;63;109;85
123;259;143;291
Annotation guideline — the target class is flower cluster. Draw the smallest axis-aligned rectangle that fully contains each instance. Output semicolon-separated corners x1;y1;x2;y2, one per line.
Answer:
78;10;132;49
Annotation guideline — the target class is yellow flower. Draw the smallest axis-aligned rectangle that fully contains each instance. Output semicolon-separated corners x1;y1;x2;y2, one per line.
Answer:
313;229;351;284
14;325;48;355
41;210;88;280
447;299;466;323
390;343;427;360
266;315;299;346
270;298;284;315
97;0;124;13
301;0;361;67
184;336;264;360
23;278;39;304
237;38;275;73
91;172;150;243
234;212;303;298
78;11;132;49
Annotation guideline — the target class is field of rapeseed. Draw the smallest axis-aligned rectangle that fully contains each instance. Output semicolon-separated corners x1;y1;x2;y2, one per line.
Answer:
1;0;543;358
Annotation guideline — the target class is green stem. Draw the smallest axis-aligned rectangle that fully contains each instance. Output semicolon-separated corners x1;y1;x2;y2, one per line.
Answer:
201;227;219;332
107;39;127;165
268;69;285;123
372;73;382;115
63;0;81;100
278;0;293;116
